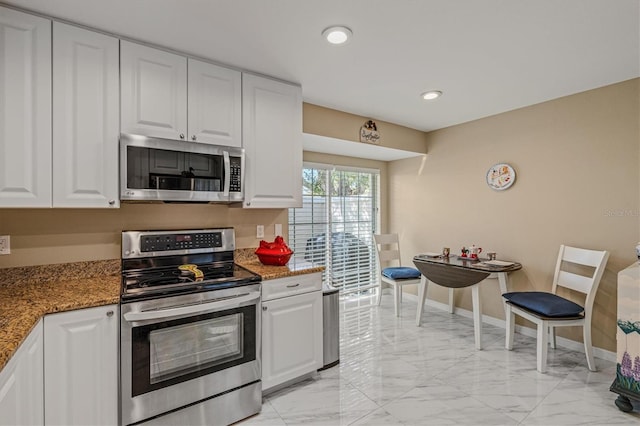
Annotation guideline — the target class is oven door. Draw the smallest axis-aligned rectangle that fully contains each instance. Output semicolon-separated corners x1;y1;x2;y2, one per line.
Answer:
120;284;261;425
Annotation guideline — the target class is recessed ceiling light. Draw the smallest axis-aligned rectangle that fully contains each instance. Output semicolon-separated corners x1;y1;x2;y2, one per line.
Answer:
421;90;442;100
322;26;352;45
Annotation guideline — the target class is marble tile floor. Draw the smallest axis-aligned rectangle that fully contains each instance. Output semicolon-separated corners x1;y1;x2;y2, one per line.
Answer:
242;297;640;425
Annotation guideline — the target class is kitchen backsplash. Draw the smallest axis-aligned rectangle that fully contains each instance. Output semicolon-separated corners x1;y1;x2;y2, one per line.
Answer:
0;259;120;286
0;204;288;269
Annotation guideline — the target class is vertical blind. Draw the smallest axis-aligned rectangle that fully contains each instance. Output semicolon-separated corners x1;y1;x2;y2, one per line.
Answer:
288;163;379;295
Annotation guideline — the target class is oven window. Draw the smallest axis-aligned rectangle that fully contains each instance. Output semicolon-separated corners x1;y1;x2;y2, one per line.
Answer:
149;314;243;384
131;305;255;397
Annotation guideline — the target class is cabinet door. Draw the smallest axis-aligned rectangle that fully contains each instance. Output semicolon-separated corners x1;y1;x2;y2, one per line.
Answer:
262;290;323;391
242;74;302;208
53;23;119;208
121;41;187;140
0;320;44;426
44;305;118;426
0;7;51;207
188;58;242;146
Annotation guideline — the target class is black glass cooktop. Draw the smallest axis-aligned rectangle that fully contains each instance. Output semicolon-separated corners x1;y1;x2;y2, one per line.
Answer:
122;262;261;300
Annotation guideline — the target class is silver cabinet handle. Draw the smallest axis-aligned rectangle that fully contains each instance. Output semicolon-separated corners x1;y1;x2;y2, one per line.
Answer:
191;135;197;140
106;310;114;317
179;133;185;139
286;283;300;288
262;306;267;311
108;200;115;206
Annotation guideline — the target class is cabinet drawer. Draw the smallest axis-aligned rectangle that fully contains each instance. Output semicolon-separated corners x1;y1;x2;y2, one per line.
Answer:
262;272;322;302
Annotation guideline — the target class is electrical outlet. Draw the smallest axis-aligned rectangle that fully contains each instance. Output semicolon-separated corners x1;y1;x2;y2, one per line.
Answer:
275;223;282;236
256;225;264;239
0;235;10;255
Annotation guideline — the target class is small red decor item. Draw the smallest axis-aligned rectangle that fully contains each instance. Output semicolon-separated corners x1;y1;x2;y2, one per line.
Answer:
255;236;293;266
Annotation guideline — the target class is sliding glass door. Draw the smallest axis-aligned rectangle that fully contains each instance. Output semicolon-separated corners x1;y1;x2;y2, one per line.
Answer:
288;163;379;297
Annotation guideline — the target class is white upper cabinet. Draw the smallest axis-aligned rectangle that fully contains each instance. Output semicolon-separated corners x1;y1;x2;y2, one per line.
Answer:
242;74;303;208
121;41;242;146
0;7;118;209
121;40;188;140
188;58;242;147
53;22;119;208
0;7;51;207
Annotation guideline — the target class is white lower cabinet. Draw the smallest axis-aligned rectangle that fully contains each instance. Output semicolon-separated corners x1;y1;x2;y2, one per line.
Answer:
44;304;118;426
262;273;323;392
0;320;44;426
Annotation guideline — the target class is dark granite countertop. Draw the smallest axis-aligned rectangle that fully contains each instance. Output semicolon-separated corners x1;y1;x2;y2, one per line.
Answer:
0;260;121;371
235;248;324;280
0;252;323;372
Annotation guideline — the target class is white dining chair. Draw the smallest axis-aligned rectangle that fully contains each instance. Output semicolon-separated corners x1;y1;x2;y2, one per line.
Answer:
373;234;423;317
503;244;609;373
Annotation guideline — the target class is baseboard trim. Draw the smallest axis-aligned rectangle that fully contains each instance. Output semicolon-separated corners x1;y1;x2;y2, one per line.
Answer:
399;291;616;363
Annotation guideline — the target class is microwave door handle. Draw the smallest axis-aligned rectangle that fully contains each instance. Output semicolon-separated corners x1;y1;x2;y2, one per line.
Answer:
223;151;230;196
123;291;260;322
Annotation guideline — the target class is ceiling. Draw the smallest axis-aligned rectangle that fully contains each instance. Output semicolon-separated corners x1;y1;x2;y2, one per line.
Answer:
4;0;639;132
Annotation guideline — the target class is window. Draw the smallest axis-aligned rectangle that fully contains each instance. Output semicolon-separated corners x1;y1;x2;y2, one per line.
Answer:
288;163;380;298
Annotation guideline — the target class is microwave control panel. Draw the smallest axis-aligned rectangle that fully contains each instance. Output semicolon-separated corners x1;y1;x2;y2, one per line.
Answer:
230;157;241;192
140;232;223;252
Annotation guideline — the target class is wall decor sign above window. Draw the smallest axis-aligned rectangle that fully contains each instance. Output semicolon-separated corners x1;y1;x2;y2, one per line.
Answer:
360;120;380;144
486;163;516;190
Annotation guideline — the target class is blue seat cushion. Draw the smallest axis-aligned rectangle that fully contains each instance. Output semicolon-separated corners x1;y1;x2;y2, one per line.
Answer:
382;267;421;280
502;291;584;317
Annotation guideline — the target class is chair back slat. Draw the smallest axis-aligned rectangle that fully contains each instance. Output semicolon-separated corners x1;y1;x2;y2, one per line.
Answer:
556;271;593;294
562;245;608;267
378;249;400;263
374;234;399;245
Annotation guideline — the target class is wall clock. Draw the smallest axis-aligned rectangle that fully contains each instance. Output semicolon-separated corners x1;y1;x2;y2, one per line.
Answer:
486;163;516;190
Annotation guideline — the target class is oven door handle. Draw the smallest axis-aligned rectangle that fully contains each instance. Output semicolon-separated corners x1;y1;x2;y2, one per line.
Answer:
123;291;260;322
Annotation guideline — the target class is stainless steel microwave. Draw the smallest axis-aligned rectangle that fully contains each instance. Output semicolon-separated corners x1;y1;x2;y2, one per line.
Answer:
120;134;244;203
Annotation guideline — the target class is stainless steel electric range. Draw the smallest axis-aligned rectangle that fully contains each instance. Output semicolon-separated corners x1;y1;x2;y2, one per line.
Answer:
120;228;262;426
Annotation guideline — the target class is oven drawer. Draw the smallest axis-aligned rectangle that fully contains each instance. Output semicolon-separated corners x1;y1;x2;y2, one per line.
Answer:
262;272;322;302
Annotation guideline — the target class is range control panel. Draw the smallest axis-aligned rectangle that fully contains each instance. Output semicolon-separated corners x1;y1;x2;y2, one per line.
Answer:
140;232;223;252
122;229;236;259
